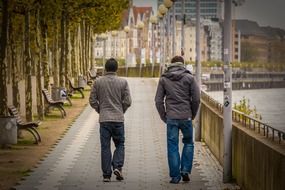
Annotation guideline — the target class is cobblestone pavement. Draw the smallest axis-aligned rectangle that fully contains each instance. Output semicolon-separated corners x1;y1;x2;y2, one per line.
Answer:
14;78;237;190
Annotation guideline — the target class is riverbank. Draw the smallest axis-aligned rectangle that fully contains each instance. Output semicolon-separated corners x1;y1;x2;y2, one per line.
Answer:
208;88;285;132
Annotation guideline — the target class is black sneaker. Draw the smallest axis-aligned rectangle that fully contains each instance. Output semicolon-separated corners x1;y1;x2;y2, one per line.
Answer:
181;173;190;182
113;168;124;181
103;177;111;182
169;176;181;184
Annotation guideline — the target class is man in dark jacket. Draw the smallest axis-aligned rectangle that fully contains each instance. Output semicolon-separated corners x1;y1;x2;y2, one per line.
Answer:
155;56;200;184
89;58;132;182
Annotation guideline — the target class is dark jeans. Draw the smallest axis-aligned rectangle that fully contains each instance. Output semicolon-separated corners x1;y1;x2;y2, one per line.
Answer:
166;119;194;178
100;122;125;178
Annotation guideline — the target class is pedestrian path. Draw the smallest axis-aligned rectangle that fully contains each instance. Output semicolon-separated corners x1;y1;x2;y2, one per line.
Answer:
14;78;235;190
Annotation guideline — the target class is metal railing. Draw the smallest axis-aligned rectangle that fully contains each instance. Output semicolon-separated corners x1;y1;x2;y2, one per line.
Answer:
201;91;285;144
201;91;223;113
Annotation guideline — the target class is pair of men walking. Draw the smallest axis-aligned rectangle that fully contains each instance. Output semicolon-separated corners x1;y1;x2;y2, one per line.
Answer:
89;56;200;184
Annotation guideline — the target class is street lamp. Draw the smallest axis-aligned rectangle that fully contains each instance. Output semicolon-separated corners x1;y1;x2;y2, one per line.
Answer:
111;30;118;58
163;0;173;8
163;0;175;59
158;4;168;75
223;0;245;183
124;26;130;77
100;33;108;74
137;20;144;77
150;15;158;77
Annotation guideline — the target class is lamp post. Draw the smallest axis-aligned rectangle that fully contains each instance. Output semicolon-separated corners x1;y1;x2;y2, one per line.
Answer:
158;4;168;75
223;0;244;183
150;15;158;77
124;26;130;77
111;30;118;58
194;0;202;142
163;0;175;62
137;21;144;77
100;33;108;74
181;0;185;57
157;12;164;76
163;0;173;62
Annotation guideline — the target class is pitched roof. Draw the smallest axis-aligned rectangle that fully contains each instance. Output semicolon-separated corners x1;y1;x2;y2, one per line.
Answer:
235;19;267;37
133;6;152;23
235;19;285;40
261;26;285;40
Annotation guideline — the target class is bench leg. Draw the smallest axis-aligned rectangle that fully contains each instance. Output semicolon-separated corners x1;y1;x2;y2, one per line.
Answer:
59;105;67;117
55;106;64;118
78;89;84;98
30;127;41;143
66;97;72;106
25;128;39;144
44;105;52;115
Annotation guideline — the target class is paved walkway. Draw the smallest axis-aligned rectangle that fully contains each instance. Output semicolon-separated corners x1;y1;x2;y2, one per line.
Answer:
14;78;236;190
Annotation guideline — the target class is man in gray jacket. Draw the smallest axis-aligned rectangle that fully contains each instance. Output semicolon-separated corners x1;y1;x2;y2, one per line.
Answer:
155;56;200;184
89;58;132;182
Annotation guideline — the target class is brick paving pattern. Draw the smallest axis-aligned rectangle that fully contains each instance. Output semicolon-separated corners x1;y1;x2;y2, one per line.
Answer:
14;78;238;190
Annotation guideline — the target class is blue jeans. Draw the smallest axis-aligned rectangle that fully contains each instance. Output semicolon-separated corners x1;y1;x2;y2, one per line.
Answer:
166;119;194;178
100;122;125;178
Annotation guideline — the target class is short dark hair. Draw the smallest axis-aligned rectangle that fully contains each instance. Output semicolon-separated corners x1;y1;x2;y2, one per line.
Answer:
171;56;184;64
105;58;118;72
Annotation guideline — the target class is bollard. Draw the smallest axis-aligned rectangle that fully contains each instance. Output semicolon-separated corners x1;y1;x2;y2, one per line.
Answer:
0;117;17;145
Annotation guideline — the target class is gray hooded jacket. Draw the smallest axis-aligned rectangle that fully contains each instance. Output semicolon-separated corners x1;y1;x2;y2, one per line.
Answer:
154;64;200;122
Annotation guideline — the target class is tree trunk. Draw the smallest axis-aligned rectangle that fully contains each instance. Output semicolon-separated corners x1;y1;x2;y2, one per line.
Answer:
36;9;44;120
88;26;92;71
9;14;20;110
75;25;81;85
85;25;89;74
78;24;83;78
60;9;66;87
0;0;9;116
53;19;59;87
24;9;33;121
91;32;95;70
71;28;77;80
80;20;85;77
41;19;49;90
21;24;25;80
65;16;71;88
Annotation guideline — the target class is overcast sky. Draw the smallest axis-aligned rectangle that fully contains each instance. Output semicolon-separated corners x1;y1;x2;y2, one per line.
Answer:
133;0;285;29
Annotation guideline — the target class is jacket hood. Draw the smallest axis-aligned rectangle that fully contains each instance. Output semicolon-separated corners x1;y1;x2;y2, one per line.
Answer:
162;64;191;81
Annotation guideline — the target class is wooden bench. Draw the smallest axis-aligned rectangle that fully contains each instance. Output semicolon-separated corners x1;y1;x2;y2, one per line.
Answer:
42;89;66;118
8;105;41;144
87;71;99;86
68;79;84;98
88;70;99;80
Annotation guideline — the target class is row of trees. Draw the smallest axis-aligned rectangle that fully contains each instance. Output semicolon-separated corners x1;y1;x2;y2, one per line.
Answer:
0;0;129;120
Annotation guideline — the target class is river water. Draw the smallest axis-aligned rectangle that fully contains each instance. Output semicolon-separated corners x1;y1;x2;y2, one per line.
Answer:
207;88;285;132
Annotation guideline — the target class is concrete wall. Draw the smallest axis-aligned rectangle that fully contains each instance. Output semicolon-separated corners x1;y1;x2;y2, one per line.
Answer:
201;99;285;190
201;103;224;165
